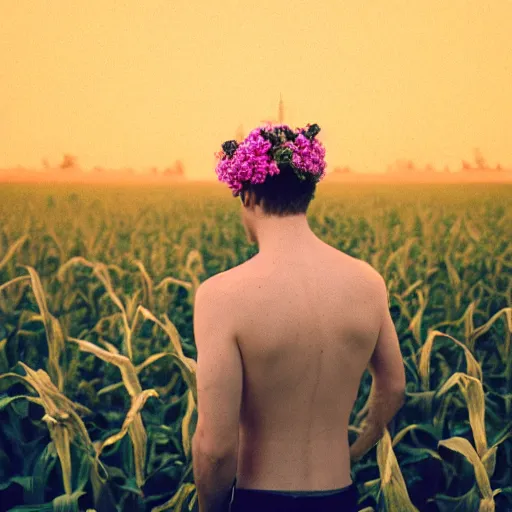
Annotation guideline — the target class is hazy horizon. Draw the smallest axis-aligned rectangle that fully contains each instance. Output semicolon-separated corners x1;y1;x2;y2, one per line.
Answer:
2;1;511;179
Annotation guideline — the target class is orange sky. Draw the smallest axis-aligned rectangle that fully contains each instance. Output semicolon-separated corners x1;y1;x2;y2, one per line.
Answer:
1;0;511;178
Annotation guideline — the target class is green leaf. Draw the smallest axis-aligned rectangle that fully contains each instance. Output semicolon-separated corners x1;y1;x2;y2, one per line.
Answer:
29;443;58;504
429;485;481;512
52;491;86;512
0;476;33;492
7;502;53;512
0;395;42;411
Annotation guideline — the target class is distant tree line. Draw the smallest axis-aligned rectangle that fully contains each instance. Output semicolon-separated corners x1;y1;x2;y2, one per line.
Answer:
39;154;186;177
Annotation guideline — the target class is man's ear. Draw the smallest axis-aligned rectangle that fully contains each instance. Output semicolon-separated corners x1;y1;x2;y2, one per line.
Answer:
242;189;253;209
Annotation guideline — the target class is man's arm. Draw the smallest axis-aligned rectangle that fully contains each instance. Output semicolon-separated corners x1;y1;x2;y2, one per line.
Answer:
191;277;242;512
349;275;406;463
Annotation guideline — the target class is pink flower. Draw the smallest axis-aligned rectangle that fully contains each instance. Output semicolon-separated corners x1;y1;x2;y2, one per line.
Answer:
214;123;327;196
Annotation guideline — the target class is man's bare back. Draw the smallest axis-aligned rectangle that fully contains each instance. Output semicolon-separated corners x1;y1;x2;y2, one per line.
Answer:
226;239;388;491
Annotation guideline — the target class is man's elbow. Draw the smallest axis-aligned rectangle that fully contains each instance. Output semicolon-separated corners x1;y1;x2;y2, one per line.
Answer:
192;434;237;463
374;371;406;400
391;374;406;397
390;382;406;410
388;368;406;398
373;386;406;431
378;378;406;411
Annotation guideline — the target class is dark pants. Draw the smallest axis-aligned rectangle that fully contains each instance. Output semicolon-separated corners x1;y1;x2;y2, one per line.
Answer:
229;480;359;512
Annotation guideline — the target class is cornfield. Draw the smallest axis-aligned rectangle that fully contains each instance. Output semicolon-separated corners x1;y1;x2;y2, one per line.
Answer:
0;182;511;512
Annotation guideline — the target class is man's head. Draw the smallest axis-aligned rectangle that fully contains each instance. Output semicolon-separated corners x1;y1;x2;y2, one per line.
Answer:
214;122;326;244
239;162;317;244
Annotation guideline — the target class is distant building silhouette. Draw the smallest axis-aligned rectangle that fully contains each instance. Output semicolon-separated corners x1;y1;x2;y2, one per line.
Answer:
260;92;285;125
386;159;445;173
175;159;184;176
163;159;185;178
387;158;415;173
235;124;245;142
278;93;284;124
332;166;352;174
459;149;506;172
473;148;487;169
59;153;79;172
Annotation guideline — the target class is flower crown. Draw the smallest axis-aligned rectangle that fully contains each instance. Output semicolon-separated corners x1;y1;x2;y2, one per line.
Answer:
214;122;327;197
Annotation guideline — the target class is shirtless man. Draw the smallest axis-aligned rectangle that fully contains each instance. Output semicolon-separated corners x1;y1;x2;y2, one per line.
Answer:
192;133;406;512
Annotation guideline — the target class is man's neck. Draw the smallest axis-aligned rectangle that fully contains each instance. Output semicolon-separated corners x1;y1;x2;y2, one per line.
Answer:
255;218;319;256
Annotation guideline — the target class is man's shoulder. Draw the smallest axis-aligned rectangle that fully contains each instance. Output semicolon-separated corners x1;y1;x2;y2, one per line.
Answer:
353;257;384;283
327;247;383;280
194;265;251;340
340;254;385;295
196;271;229;298
196;260;252;300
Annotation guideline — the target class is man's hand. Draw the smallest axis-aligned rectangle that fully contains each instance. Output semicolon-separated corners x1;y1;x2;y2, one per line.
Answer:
349;389;405;462
350;430;379;463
